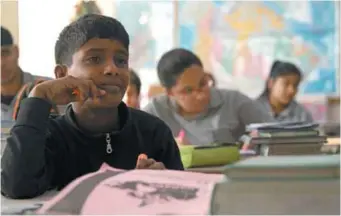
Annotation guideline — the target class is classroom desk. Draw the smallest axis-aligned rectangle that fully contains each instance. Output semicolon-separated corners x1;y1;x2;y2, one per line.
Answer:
186;139;341;174
327;137;340;145
186;165;225;174
322;137;340;153
1;137;339;212
1;191;56;214
211;179;340;215
2;179;339;215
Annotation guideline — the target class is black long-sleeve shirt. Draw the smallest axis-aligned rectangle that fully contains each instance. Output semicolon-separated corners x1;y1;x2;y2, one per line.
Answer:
1;98;184;199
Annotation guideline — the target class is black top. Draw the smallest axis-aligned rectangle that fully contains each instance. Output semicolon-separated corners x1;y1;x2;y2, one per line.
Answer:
1;95;14;105
1;98;183;199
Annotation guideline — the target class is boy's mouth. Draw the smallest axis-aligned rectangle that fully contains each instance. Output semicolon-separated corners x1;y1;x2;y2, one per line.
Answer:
98;85;122;94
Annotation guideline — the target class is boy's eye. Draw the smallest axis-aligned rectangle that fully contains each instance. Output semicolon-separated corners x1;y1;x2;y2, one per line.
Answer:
1;49;11;57
86;56;102;64
113;56;128;68
182;87;193;94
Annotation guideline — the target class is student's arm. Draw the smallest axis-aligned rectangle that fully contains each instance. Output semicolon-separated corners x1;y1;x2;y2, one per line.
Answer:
154;121;184;170
235;92;274;125
1;98;58;199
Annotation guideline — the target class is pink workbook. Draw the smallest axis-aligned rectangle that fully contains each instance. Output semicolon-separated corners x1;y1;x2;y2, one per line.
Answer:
36;164;223;215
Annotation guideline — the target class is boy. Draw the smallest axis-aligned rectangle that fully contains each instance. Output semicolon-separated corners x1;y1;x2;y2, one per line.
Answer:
123;69;141;109
143;48;273;145
1;26;51;121
1;14;183;199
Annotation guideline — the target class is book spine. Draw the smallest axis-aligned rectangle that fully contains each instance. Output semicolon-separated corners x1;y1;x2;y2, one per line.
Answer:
256;130;319;138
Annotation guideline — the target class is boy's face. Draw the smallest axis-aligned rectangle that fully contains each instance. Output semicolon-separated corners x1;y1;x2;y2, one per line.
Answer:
1;44;19;84
64;38;129;108
123;84;140;108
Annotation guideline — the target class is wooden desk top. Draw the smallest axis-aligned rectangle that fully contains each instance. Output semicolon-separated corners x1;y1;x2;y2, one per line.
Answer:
187;139;341;174
327;137;340;145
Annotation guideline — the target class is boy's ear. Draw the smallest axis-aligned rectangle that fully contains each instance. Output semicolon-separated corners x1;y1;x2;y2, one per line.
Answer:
54;65;67;79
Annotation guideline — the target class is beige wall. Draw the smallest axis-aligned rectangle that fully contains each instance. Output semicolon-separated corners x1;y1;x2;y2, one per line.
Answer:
0;0;113;45
1;1;19;44
96;0;115;17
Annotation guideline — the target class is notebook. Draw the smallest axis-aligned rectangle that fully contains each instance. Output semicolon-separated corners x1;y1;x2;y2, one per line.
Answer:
250;135;327;145
35;164;224;215
179;143;240;168
246;121;319;132
252;130;319;138
260;143;324;156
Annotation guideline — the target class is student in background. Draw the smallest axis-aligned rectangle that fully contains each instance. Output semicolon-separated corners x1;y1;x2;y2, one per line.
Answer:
257;60;313;123
143;48;272;145
123;69;141;109
1;26;51;121
1;14;183;199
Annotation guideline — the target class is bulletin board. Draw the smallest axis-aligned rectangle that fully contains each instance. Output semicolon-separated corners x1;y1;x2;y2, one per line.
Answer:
177;1;339;97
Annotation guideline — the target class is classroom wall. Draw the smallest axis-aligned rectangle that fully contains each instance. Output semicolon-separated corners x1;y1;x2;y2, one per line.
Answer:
1;1;19;44
2;0;339;123
177;1;340;98
4;1;339;96
15;0;115;78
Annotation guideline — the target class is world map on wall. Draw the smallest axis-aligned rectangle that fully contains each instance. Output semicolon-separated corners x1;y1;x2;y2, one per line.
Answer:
178;1;339;97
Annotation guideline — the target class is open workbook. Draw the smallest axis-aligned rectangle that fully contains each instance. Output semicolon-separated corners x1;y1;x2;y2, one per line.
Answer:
2;164;224;215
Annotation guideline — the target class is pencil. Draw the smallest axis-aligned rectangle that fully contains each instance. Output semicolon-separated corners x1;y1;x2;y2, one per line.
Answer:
71;88;80;97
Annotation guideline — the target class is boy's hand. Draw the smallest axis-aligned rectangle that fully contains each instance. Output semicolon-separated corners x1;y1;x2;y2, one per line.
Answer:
29;76;106;105
135;154;166;170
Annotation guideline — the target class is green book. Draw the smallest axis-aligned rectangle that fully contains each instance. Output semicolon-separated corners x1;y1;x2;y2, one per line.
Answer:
179;143;240;168
223;155;340;180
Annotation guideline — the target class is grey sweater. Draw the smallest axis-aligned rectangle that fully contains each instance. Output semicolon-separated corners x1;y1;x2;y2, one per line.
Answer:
143;88;273;145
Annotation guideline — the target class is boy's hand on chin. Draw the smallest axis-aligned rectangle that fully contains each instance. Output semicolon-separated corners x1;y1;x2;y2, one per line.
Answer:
29;76;106;105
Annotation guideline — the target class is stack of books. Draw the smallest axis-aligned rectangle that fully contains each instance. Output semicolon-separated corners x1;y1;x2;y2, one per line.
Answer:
243;121;327;155
223;155;340;180
211;178;340;215
210;155;340;215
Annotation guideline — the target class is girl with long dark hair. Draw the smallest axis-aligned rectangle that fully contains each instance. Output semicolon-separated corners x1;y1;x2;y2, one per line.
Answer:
257;60;313;123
